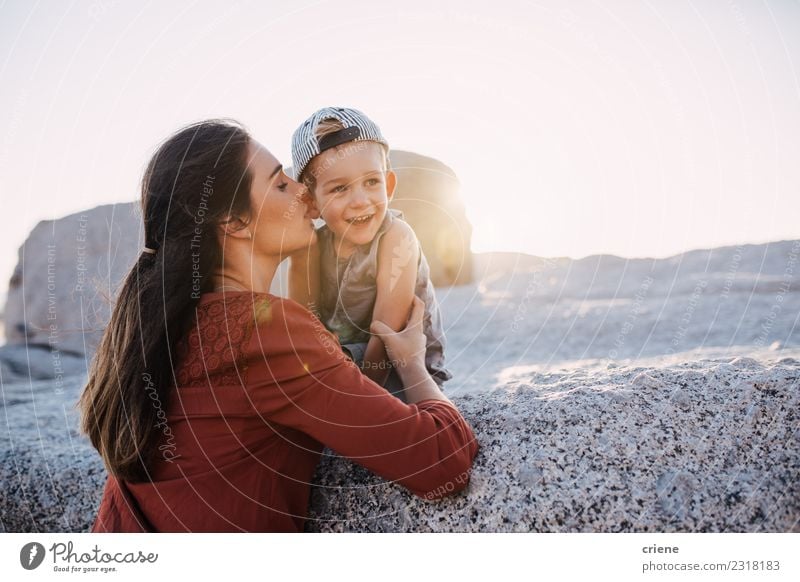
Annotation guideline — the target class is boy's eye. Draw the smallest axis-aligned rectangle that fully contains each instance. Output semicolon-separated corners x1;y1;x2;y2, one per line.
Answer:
365;178;380;186
277;182;288;192
330;185;347;194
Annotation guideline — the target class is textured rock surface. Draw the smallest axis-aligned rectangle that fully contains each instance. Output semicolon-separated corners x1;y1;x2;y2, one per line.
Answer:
0;375;105;533
305;356;799;532
2;357;797;532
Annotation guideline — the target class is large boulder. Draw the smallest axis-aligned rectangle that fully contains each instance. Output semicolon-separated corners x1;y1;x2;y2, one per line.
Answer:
1;356;797;532
305;357;800;532
389;150;472;286
0;375;105;532
2;203;143;382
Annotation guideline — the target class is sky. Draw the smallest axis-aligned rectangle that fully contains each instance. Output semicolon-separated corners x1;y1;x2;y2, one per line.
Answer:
1;0;799;291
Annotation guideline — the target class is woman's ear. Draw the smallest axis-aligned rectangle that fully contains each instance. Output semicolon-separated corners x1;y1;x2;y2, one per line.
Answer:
385;170;397;202
217;215;252;240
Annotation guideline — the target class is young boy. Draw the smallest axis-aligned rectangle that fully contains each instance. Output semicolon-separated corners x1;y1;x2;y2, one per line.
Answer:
289;106;451;401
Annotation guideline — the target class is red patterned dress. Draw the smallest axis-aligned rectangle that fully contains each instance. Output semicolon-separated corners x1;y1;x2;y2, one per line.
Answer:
90;292;478;532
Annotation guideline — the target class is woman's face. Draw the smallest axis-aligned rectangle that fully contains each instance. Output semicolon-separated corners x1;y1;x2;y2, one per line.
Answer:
245;140;317;259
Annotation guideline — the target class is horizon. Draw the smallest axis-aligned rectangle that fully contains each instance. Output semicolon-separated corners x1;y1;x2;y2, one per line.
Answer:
0;203;796;300
0;234;794;347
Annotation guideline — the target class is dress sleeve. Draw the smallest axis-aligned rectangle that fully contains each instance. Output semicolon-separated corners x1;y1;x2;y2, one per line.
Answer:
245;296;479;500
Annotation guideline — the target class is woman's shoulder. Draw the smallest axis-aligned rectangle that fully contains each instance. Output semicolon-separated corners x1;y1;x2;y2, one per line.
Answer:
175;292;280;388
196;291;314;324
188;292;335;374
229;293;346;379
226;293;327;341
190;292;270;336
188;292;320;353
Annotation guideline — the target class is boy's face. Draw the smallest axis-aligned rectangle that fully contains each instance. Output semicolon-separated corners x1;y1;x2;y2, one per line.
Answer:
308;141;396;254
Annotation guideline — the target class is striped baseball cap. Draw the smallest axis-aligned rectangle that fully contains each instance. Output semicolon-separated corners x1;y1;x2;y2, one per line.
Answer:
290;107;388;181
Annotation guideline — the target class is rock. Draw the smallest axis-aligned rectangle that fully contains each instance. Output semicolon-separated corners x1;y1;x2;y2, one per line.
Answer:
630;372;666;391
2;358;798;532
388;150;472;286
730;357;761;369
0;375;106;533
655;470;700;522
304;360;800;532
668;388;693;412
0;344;86;384
2;203;143;374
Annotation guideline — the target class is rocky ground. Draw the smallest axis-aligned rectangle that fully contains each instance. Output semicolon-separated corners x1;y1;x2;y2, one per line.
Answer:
2;240;798;532
2;356;797;533
306;356;799;532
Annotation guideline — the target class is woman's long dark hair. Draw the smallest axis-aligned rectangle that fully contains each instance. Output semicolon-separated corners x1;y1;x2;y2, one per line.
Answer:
79;120;253;482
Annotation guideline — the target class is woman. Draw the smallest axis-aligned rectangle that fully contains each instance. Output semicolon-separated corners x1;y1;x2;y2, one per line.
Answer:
78;119;479;532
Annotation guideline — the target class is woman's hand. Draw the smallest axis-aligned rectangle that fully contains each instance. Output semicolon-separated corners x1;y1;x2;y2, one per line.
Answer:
371;296;450;404
370;296;427;373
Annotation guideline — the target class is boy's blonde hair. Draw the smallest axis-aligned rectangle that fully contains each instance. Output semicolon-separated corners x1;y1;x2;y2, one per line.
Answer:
301;118;391;193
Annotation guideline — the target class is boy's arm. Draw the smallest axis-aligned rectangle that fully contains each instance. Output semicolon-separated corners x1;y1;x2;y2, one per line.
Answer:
288;240;320;316
362;219;420;385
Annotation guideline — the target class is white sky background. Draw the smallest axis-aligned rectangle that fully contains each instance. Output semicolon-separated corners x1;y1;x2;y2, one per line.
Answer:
0;0;798;291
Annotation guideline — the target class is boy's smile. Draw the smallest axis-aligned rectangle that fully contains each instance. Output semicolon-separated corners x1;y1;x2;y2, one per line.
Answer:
308;141;396;258
345;213;375;225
